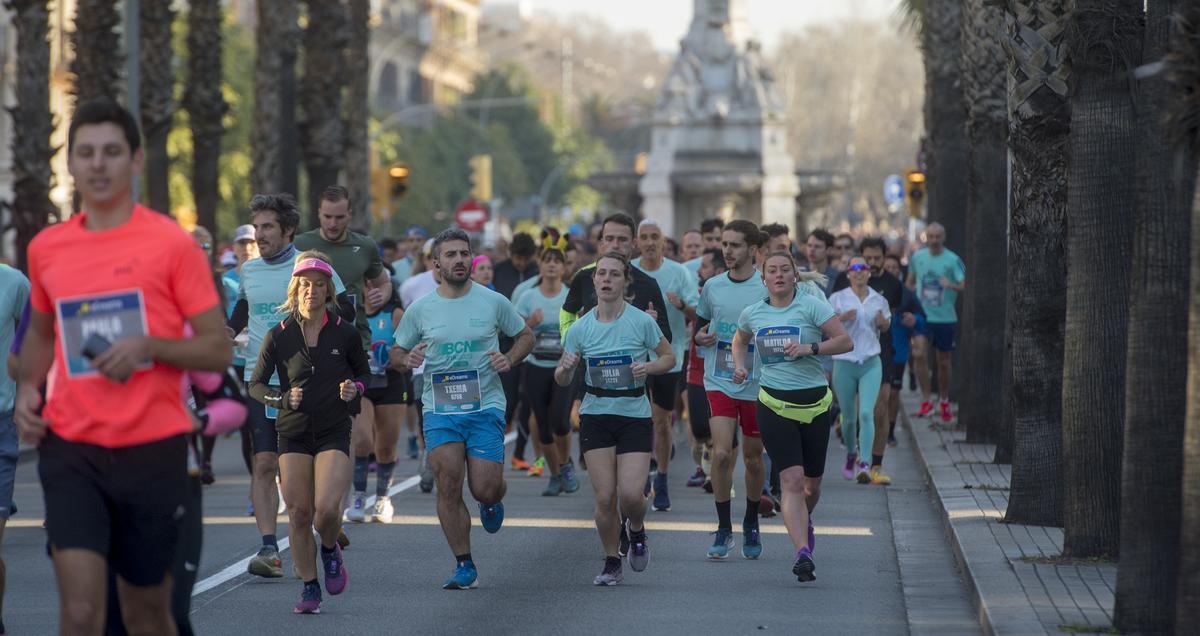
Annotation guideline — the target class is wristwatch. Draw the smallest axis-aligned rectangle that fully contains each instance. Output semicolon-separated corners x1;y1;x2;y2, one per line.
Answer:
810;342;820;356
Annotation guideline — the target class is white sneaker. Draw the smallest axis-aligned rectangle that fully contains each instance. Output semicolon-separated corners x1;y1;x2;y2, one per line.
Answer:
371;496;394;524
855;462;872;485
344;491;368;523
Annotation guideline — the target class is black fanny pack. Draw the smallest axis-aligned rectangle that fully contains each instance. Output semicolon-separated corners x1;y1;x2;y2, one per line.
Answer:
582;385;646;398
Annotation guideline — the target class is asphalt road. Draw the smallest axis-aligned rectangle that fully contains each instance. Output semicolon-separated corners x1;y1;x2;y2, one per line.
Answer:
4;414;977;635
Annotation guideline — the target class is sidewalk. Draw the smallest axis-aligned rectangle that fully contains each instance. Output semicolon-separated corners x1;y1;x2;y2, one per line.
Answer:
900;391;1117;636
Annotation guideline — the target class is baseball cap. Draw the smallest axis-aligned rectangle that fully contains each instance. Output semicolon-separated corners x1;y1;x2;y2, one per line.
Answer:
406;226;429;239
219;251;237;267
234;224;256;243
292;257;334;278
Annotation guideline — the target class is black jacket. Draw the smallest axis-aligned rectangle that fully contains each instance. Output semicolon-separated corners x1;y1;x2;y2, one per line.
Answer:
249;311;371;438
562;262;672;342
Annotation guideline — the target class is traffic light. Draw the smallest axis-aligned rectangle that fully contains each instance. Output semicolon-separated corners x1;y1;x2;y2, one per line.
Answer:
389;163;409;199
905;169;926;219
468;154;492;202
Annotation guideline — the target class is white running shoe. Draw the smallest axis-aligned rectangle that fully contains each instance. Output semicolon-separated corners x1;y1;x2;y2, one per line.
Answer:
371;496;394;524
344;491;368;523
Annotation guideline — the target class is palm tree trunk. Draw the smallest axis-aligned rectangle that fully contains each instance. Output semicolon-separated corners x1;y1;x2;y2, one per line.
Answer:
301;0;350;226
5;0;57;272
1002;0;1070;528
251;0;300;195
959;0;1009;445
343;0;371;233
184;0;227;239
138;0;175;215
1114;1;1193;631
70;0;122;106
1060;0;1142;560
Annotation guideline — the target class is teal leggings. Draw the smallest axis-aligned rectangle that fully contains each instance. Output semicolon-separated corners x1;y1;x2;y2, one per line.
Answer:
832;356;882;460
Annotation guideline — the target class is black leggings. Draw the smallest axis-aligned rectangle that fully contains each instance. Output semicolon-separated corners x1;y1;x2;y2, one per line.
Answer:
756;386;832;479
524;364;572;446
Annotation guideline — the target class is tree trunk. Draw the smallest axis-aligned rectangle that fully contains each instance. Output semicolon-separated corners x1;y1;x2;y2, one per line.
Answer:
343;0;371;233
251;0;300;195
960;0;1009;445
1115;1;1193;631
70;0;122;106
1060;0;1142;560
184;0;227;239
301;0;350;226
138;0;175;215
1002;0;1070;528
5;0;57;272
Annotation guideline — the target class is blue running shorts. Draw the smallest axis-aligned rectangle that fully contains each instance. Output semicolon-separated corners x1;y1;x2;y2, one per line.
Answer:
423;407;506;463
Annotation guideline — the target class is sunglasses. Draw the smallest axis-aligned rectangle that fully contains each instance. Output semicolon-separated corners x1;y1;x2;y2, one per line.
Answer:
848;263;871;272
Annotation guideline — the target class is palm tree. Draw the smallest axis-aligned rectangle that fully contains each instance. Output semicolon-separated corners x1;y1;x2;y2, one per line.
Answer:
1115;1;1193;632
300;0;350;225
4;0;57;272
343;0;371;232
70;0;121;105
250;0;300;195
138;0;175;215
1001;0;1071;528
958;0;1009;446
1059;0;1142;560
184;0;227;239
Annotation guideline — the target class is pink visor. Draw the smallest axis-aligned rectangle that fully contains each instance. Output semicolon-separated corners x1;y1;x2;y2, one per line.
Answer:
292;258;334;278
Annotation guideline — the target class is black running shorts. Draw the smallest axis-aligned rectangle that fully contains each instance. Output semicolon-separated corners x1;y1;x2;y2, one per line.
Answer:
755;386;833;478
579;414;653;455
647;371;683;412
278;419;352;456
364;370;408;406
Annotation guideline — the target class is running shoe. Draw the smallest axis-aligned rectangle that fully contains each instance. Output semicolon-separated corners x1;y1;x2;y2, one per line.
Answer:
542;475;564;497
842;453;857;481
627;522;649;572
855;462;872;485
702;478;713;494
419;465;435;493
888;431;899;447
407;435;419;459
707;529;734;560
870;466;893;486
742;526;763;560
200;462;215;485
528;457;546;477
443;560;479;590
371;496;395;523
511;457;531;471
337;527;350;549
793;547;816;582
917;401;934;418
293;582;322;614
561;461;581;493
479;502;505;533
652;473;670;511
686;467;707;487
759;492;778;518
808;517;816;552
618;523;630;558
940;401;953;424
345;491;368;523
248;545;283;578
593;557;623;586
321;545;348;595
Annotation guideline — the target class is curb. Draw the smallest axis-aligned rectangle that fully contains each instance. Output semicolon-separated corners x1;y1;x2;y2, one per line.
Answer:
901;402;1048;636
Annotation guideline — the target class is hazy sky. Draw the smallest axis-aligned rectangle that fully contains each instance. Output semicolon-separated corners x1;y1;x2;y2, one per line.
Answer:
511;0;902;51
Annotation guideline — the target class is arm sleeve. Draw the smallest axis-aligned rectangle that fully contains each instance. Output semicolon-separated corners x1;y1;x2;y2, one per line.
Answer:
560;275;585;335
248;329;285;406
227;298;249;333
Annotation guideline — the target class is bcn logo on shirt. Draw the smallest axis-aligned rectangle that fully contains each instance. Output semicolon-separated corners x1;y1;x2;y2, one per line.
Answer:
439;339;486;356
717;320;738;338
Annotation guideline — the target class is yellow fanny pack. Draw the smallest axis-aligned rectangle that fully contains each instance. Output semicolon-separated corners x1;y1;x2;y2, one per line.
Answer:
757;387;833;424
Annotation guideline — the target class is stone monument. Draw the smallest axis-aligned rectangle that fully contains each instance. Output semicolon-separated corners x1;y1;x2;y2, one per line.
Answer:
638;0;799;236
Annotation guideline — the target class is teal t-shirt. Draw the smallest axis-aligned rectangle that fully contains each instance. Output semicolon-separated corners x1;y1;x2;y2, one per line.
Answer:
238;256;346;382
222;268;247;366
514;283;568;369
562;303;663;419
683;256;702;286
632;258;699;373
696;271;767;400
393;282;526;416
0;265;30;412
510;275;540;306
391;256;414;287
737;291;836;391
909;247;965;324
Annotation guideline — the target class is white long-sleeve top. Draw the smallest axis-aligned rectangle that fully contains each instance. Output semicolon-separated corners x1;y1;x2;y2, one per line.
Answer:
828;286;891;364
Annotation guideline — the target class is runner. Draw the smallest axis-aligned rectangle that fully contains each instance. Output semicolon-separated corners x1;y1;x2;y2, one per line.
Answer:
680;229;703;262
391;226;428;288
227;193;350;577
514;246;579;496
694;220;769;560
632;219;698;512
906;223;966;424
0;264;29;636
731;249;851;582
14;99;231;633
682;218;725;283
393;228;534;589
829;257;891;484
804;229;841;296
248;253;370;614
556;252;675;585
686;248;727;491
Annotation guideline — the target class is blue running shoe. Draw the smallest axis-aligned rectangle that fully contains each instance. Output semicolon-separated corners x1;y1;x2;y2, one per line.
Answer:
707;529;734;560
742;526;763;560
443;561;479;590
627;522;650;572
793;547;816;582
561;461;580;493
293;582;322;614
652;473;670;511
479;502;505;534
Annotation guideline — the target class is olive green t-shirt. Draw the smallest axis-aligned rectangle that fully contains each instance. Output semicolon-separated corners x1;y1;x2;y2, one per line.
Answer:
295;229;385;349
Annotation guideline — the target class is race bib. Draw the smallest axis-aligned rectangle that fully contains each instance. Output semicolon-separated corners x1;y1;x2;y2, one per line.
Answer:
586;355;635;389
920;277;943;307
432;370;482;414
714;341;755;379
56;289;150;378
756;326;800;365
532;328;563;361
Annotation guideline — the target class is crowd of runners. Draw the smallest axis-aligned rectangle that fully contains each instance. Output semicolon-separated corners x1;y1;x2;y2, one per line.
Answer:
0;100;967;631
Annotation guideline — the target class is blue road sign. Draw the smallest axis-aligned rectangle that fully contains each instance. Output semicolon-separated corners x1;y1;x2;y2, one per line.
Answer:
884;175;905;205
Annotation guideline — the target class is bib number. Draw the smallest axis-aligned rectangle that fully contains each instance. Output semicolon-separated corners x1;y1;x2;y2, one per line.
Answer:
432;370;482;413
714;341;754;379
920;278;943;307
532;329;563;361
586;355;635;389
56;289;150;378
755;326;800;365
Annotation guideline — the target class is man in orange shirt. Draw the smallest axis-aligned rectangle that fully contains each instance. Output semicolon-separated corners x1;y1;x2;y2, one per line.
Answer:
14;99;230;635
